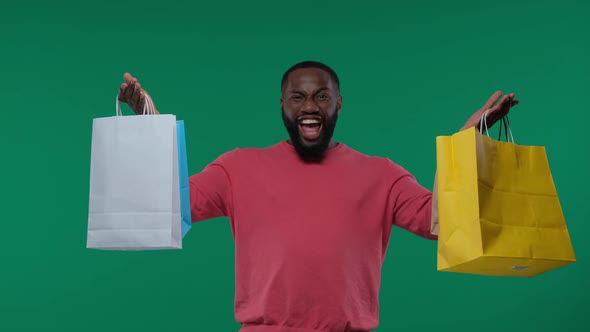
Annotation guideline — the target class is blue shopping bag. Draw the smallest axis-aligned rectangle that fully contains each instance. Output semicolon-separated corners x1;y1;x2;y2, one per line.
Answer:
177;120;192;238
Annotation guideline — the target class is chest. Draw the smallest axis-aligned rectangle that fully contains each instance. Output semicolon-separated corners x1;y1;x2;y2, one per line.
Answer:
231;164;391;246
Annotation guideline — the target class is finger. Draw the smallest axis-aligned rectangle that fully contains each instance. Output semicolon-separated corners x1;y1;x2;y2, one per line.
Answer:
485;109;500;127
134;87;148;114
123;72;134;84
498;93;513;107
493;94;512;112
506;92;518;107
125;79;134;98
483;90;503;110
139;93;152;114
501;99;519;116
133;84;149;114
132;86;143;112
125;79;137;105
137;93;145;113
129;89;141;114
485;104;506;126
118;83;128;101
488;95;515;123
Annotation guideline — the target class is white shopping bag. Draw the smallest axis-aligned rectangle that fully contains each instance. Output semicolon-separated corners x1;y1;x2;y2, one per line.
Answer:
87;95;182;250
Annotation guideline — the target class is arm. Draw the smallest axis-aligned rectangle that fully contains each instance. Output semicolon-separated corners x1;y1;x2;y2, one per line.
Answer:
117;73;235;222
388;161;438;240
430;172;439;236
189;160;233;222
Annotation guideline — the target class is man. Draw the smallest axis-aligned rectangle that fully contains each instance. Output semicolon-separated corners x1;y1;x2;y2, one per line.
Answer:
118;61;517;332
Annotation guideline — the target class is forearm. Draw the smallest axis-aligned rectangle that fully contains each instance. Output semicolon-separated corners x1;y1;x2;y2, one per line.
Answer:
430;171;439;237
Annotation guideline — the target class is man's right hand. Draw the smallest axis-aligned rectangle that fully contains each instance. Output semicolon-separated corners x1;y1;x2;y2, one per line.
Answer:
118;73;160;114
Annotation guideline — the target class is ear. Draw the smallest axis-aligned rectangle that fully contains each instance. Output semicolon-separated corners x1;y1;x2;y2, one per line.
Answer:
280;96;284;110
336;95;343;114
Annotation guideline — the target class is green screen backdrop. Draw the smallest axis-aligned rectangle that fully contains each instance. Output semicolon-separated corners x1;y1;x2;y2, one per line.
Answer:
1;0;588;331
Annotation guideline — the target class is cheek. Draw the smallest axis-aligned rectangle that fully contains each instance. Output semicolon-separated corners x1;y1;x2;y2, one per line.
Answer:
323;102;338;114
282;105;298;119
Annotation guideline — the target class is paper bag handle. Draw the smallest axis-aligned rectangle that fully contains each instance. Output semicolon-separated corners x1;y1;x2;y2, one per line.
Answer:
479;109;515;143
115;92;156;116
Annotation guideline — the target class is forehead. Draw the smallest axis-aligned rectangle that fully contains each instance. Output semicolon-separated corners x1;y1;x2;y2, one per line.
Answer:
284;68;335;91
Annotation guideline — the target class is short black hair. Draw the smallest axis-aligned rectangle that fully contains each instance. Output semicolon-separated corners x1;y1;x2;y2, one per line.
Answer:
281;60;340;92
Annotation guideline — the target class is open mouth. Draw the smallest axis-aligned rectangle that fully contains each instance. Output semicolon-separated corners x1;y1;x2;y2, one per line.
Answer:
298;117;323;141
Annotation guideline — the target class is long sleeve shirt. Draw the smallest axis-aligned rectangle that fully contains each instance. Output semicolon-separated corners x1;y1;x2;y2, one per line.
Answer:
189;140;437;332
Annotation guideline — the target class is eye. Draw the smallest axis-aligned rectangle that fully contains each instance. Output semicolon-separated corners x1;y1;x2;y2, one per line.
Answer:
317;94;329;101
290;95;303;101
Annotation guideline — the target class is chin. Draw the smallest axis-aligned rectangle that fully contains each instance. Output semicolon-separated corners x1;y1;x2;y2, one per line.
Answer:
300;138;322;147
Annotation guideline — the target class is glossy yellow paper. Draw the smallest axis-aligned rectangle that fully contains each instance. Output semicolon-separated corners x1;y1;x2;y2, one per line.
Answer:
435;126;576;277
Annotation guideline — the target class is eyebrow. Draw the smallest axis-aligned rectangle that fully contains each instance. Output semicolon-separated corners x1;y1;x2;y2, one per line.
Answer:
288;87;331;95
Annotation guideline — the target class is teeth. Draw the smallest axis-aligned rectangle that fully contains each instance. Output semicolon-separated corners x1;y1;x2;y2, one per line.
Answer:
300;119;320;124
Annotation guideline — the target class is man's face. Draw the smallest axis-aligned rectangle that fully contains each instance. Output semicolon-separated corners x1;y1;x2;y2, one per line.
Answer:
280;68;342;162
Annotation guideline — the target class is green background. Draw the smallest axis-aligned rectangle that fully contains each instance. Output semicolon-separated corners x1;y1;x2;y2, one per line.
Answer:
1;0;588;331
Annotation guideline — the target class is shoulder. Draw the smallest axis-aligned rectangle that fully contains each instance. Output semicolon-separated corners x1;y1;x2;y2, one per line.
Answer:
337;143;412;179
340;144;407;169
210;142;285;166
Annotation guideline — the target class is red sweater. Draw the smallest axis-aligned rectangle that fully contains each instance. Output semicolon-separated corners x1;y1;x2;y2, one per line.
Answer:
189;141;436;332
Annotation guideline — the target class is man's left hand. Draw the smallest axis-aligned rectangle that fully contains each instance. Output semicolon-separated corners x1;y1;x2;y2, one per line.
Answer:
461;91;519;131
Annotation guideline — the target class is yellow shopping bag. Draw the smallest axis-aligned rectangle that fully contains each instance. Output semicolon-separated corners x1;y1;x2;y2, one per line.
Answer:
435;115;575;277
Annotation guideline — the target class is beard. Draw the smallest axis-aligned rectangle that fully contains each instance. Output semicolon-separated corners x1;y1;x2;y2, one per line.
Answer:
281;108;339;163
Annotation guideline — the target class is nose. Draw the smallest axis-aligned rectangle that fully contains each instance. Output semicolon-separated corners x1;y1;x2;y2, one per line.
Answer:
301;98;320;113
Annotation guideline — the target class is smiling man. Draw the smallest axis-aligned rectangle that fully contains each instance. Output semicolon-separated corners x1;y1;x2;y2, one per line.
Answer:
118;61;517;332
280;63;342;163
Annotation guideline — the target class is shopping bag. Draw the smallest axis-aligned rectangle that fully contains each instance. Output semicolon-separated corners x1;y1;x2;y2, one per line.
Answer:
87;95;182;250
435;113;575;277
177;120;192;238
